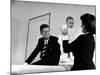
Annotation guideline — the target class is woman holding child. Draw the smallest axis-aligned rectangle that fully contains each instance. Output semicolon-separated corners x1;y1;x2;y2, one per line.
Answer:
60;13;96;70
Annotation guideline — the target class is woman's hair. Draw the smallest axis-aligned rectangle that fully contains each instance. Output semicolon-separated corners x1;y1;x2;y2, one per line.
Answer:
80;13;96;34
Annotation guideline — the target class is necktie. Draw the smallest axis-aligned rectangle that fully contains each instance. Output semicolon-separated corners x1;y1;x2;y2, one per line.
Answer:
41;40;48;58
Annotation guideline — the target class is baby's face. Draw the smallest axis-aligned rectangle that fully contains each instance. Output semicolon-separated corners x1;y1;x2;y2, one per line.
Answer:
66;19;74;28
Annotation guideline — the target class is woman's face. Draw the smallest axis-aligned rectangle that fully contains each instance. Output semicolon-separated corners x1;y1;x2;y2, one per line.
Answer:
91;20;96;28
81;24;86;33
81;20;96;33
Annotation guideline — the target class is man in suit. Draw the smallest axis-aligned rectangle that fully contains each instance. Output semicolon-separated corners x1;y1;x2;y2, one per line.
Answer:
25;24;61;65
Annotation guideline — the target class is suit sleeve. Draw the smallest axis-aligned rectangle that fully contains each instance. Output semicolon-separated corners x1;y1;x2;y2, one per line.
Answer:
25;39;40;64
52;38;61;65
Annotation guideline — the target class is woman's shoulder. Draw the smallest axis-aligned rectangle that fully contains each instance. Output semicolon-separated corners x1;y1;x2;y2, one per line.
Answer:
77;33;93;41
78;34;86;38
74;33;86;42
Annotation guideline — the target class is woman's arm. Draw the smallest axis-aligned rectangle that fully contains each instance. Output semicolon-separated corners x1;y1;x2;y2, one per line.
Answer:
63;35;82;53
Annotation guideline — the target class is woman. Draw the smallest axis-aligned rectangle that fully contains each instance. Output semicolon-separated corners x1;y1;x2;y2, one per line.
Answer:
63;13;96;70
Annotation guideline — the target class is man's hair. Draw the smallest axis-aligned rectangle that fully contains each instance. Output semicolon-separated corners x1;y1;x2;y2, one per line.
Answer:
40;24;49;33
66;16;74;21
80;13;96;34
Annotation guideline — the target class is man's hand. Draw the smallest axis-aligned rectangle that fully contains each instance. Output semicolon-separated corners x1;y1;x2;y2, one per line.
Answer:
24;62;28;65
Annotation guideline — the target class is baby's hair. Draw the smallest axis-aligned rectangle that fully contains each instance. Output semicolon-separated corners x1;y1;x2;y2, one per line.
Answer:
66;16;74;21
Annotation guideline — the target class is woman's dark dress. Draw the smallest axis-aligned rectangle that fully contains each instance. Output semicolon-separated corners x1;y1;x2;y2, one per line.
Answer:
63;33;95;70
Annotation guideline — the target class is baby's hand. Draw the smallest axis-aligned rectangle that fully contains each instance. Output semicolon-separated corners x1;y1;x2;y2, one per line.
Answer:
62;29;68;36
61;24;68;35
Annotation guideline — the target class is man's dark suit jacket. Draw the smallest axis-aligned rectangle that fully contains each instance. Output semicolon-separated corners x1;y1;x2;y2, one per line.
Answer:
63;33;95;70
25;36;61;65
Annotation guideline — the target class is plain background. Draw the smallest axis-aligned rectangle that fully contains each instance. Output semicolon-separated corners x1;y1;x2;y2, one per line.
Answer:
0;0;100;75
11;1;95;65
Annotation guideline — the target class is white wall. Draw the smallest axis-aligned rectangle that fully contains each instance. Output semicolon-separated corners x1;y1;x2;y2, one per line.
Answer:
11;1;95;64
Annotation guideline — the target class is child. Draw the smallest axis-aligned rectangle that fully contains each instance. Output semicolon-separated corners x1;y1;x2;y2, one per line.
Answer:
66;16;74;43
58;16;74;65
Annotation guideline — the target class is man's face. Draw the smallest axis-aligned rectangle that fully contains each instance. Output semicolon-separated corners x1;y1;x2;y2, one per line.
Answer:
66;19;74;28
41;27;50;39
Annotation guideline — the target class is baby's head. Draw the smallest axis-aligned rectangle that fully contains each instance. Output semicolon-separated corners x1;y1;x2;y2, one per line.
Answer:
60;24;68;35
66;16;74;28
